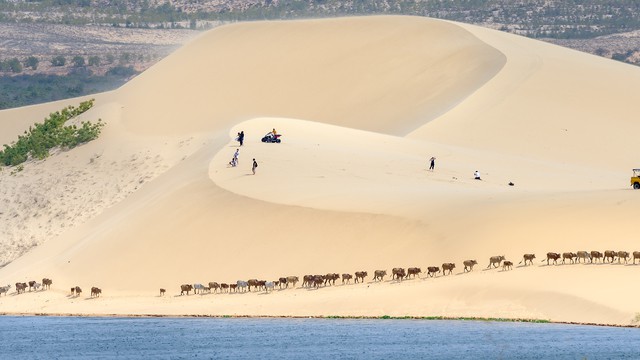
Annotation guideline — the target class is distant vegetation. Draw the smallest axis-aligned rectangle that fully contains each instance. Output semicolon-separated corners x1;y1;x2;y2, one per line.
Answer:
0;99;103;166
0;67;137;110
2;0;640;39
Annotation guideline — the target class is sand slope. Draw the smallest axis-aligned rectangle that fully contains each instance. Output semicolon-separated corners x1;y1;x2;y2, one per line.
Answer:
1;16;639;326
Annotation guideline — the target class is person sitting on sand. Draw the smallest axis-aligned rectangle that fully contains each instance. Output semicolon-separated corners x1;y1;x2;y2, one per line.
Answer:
474;170;481;180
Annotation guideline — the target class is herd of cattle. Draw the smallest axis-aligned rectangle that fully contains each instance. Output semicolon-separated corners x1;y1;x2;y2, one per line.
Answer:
172;250;640;295
2;250;638;298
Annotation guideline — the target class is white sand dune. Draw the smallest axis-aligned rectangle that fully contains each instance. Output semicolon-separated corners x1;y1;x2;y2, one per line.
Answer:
1;16;639;326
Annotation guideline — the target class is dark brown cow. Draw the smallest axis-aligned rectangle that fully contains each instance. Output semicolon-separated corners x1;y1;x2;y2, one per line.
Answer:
302;275;314;288
407;268;421;279
341;274;353;284
519;254;536;266
463;260;478;272
355;271;368;283
617;251;630;264
427;266;440;278
391;268;406;281
604;250;617;263
633;251;640;265
278;277;288;289
562;252;576;264
70;287;75;296
544;252;561;265
16;282;27;294
442;263;455;275
313;275;324;288
324;273;340;286
487;256;505;269
28;281;37;292
247;279;260;291
590;251;603;263
42;278;52;290
373;270;387;281
159;288;166;296
220;283;230;292
229;284;237;292
74;286;82;296
91;287;101;297
180;284;193;295
502;261;513;271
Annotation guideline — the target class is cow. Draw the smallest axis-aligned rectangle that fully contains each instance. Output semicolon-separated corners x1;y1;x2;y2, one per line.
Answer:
487;256;505;269
33;283;41;291
633;251;640;265
617;251;630;264
373;270;387;281
313;275;324;288
220;283;230;292
519;254;536;266
302;275;314;288
74;286;82;296
603;250;617;263
427;266;440;278
159;288;166;296
286;276;299;288
341;274;353;284
463;260;478;272
278;277;288;289
544;252;561;265
236;280;248;292
264;281;275;293
442;263;455;275
407;268;421;279
324;273;340;286
28;281;37;292
42;278;53;290
70;287;75;296
193;283;206;294
91;287;101;297
355;271;368;283
590;251;603;263
180;284;193;295
16;283;27;294
247;279;260;292
209;282;221;293
391;268;406;281
0;285;11;296
576;251;591;264
502;261;513;271
562;252;576;264
229;284;237;292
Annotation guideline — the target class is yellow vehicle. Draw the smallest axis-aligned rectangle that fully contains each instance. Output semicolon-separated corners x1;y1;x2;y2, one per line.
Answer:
632;169;640;189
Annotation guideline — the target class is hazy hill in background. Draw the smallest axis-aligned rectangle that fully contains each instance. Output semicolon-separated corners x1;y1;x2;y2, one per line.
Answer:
2;0;640;109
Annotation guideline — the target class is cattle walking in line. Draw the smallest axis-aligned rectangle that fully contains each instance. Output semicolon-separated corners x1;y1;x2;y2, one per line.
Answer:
519;254;536;266
427;267;440;278
373;270;387;281
502;261;513;271
463;260;478;272
442;263;455;276
407;268;422;279
562;252;576;264
341;274;353;284
603;250;617;263
180;284;193;295
544;252;561;265
576;251;590;264
42;278;53;290
354;271;368;283
159;288;166;296
590;251;603;263
487;256;505;269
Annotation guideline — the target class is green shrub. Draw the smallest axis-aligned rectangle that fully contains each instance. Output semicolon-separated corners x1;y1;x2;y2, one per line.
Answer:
0;99;103;167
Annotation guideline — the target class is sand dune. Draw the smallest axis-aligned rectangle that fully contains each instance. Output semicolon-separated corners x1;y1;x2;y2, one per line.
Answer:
1;16;640;326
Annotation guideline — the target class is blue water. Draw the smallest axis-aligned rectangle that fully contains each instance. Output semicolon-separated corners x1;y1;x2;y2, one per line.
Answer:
0;317;638;359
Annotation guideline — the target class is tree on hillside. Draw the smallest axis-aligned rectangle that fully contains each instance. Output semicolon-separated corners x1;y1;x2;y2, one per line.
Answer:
24;56;39;70
51;56;66;67
7;58;22;73
72;55;85;67
88;56;101;66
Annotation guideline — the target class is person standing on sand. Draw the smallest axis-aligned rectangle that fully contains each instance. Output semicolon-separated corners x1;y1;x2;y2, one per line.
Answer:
232;149;239;166
474;170;481;180
429;157;436;171
238;131;245;146
252;158;258;175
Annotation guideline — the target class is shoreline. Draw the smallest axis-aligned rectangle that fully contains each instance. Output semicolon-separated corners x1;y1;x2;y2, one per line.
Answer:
2;312;638;329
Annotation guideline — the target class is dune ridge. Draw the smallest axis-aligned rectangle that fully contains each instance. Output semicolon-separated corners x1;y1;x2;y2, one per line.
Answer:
1;16;639;326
